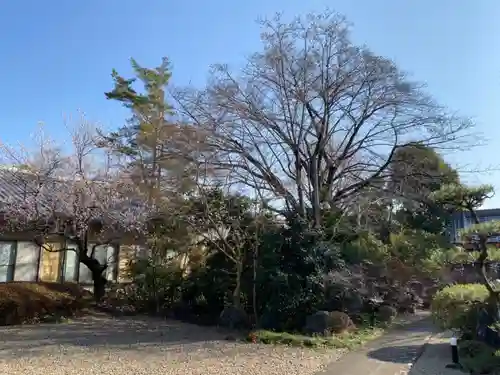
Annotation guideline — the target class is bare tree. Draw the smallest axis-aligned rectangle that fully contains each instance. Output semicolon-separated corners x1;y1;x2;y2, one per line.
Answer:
173;10;473;227
0;117;151;300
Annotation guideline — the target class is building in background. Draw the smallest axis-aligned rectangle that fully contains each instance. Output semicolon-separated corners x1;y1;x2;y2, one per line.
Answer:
0;168;149;284
448;208;500;250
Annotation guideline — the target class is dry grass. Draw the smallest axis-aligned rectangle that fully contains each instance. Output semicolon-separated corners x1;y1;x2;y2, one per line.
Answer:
0;282;93;325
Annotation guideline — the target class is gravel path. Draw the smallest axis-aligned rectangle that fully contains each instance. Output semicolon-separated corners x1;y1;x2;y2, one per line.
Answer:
0;314;345;375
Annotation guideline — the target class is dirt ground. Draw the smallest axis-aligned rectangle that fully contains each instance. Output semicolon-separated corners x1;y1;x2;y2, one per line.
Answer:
0;314;345;375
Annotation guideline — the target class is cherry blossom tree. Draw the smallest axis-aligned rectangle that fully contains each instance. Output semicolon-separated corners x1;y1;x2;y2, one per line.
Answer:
0;117;151;300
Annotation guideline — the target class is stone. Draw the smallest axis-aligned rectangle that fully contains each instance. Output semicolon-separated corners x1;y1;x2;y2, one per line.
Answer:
304;310;355;335
304;311;331;335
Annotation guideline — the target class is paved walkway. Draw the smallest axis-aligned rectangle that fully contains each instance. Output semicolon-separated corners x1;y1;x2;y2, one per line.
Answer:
316;312;440;375
409;331;462;375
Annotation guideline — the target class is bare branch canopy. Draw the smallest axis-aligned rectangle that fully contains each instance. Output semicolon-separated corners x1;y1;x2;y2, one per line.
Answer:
172;11;474;226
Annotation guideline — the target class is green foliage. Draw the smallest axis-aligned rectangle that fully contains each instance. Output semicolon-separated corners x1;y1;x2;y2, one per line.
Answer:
431;183;494;212
461;220;500;237
127;257;184;313
103;57;174;157
247;326;384;349
256;220;346;332
458;340;500;374
377;305;397;323
390;230;446;263
391;143;459;192
440;247;500;264
340;232;389;265
390;143;459;235
431;284;489;333
177;250;237;325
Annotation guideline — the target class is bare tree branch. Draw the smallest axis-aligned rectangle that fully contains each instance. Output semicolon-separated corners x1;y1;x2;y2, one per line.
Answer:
172;10;474;227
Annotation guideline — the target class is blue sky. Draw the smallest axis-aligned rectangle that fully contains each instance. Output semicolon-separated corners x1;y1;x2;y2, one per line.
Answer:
1;0;500;207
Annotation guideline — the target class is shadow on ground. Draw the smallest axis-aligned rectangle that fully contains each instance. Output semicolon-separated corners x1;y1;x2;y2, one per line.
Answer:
367;344;429;364
0;314;236;358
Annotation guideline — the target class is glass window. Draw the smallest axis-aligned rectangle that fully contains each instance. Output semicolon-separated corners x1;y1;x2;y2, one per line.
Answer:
63;243;79;282
13;242;40;282
105;245;118;282
135;244;150;258
0;242;15;282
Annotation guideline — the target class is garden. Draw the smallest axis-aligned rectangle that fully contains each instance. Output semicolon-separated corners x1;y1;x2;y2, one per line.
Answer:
0;10;499;373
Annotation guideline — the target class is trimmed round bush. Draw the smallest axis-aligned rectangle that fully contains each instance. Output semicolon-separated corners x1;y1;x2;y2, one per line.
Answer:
431;283;489;332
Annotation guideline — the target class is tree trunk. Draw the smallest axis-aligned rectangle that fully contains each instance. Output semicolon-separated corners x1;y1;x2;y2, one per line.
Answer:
80;255;108;302
471;211;500;320
252;244;259;327
92;271;107;302
233;262;243;308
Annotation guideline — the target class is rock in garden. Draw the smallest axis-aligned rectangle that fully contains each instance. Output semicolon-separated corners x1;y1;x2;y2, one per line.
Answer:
304;310;355;335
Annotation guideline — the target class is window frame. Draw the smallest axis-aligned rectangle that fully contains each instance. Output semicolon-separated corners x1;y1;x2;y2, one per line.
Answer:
61;243;80;283
13;241;41;282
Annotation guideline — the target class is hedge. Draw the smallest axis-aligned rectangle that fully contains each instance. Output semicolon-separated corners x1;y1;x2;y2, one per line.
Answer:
431;283;489;333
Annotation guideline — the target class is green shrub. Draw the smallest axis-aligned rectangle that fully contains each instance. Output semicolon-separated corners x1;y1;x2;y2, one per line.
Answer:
458;340;500;374
431;283;489;333
247;326;383;349
256;220;346;332
340;233;389;265
127;258;184;313
377;305;397;323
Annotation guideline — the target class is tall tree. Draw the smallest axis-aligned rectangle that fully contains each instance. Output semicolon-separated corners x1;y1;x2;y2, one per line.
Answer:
390;143;460;234
101;58;208;202
172;10;473;228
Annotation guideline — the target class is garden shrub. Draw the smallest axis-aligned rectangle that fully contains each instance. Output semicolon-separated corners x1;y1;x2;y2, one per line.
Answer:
431;283;489;334
0;282;92;325
328;311;355;334
256;220;346;332
340;233;389;265
218;306;249;329
377;305;397;323
458;340;500;374
126;257;185;313
176;250;238;325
